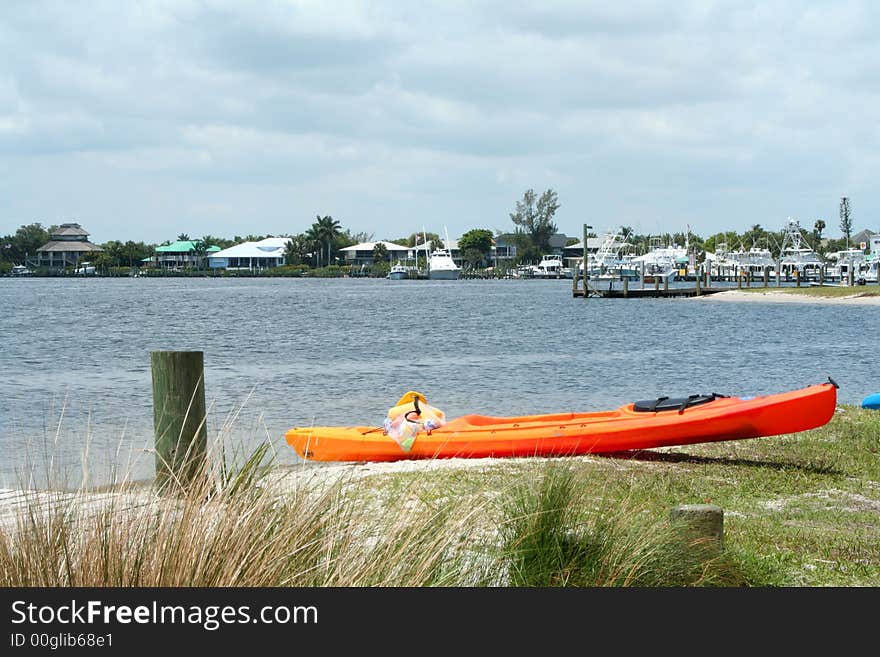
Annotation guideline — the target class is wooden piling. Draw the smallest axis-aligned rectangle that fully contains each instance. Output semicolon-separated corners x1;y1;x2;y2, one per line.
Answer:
623;277;629;297
670;504;724;556
763;266;769;287
819;267;824;287
796;269;801;287
150;350;208;490
695;266;701;295
581;224;589;299
737;266;742;289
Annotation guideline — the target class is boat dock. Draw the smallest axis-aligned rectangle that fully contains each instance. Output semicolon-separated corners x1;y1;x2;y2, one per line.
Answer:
572;267;790;298
573;285;729;298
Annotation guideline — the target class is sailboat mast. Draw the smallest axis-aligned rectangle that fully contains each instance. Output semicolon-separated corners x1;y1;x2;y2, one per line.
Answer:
423;227;430;274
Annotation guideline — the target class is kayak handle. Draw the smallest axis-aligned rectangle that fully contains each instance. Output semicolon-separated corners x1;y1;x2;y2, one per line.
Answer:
404;395;422;422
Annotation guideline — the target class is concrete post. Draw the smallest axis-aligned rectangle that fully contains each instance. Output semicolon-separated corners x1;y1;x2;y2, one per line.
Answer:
670;504;724;557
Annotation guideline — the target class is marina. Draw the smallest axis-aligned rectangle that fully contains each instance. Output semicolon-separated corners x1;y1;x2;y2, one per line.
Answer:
2;276;879;489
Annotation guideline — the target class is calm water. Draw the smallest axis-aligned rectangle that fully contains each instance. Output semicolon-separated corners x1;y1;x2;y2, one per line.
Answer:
1;277;876;488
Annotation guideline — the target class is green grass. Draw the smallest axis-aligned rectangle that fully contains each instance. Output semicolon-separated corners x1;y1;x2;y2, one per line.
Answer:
736;284;880;297
1;405;878;586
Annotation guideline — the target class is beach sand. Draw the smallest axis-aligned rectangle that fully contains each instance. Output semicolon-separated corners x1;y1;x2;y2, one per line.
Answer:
691;289;880;305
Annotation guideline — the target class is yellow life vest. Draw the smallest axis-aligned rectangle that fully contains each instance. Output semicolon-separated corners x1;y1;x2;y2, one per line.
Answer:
383;391;447;454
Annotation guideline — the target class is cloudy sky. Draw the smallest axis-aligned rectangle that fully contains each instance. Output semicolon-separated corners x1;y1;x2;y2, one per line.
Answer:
1;1;878;244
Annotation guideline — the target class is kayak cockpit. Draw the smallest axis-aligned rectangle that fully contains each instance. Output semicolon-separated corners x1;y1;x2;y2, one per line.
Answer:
444;410;622;429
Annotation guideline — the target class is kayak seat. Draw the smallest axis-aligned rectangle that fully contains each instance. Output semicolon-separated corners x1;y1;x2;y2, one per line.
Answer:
633;393;724;414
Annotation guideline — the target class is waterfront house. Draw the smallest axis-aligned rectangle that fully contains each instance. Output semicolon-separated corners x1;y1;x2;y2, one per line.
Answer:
851;229;878;252
562;236;604;270
35;223;103;270
149;240;221;270
208;237;291;270
491;234;518;265
340;241;411;267
491;232;575;267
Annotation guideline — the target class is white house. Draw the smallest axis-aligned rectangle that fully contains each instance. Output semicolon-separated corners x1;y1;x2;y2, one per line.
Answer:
339;240;411;266
208;237;291;270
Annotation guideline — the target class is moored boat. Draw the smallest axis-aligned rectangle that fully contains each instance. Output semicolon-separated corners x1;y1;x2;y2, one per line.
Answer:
778;218;823;280
428;228;461;280
387;261;409;280
632;239;686;283
11;264;34;276
286;380;837;462
582;229;640;281
531;254;570;279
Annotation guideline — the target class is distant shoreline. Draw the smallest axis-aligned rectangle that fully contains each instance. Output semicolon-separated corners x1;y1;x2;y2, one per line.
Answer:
693;289;880;305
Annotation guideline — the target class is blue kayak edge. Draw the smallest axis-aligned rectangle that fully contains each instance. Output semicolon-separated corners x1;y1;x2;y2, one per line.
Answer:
861;393;880;410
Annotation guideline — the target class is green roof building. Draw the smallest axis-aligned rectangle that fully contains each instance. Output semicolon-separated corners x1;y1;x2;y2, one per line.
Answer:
150;240;221;269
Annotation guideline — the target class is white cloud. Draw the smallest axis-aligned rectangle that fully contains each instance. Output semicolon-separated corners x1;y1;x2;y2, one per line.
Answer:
2;0;880;243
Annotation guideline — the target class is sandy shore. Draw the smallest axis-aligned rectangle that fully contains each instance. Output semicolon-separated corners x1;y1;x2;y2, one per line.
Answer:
691;289;880;305
0;454;613;530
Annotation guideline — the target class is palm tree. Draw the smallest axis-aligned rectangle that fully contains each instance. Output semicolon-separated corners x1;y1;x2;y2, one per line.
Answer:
283;235;309;265
748;224;764;249
191;239;207;270
305;225;323;267
313;215;342;267
372;242;388;263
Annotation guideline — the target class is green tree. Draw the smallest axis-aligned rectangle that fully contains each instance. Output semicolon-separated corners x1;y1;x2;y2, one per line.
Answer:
191;239;208;270
400;231;441;249
284;235;309;265
746;224;765;248
177;233;190;241
372;242;389;264
311;215;342;268
510;188;560;253
1;223;50;264
99;240;124;265
517;243;542;266
839;197;852;248
200;234;234;250
457;228;493;269
340;230;372;247
93;250;113;274
813;219;826;241
304;225;322;267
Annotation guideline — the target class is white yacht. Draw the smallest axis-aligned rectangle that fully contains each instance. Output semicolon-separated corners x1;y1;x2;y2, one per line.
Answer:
704;242;738;278
531;254;571;279
632;239;686;283
582;229;640;281
778;218;823;279
827;248;869;283
11;264;33;276
864;257;879;284
428;229;461;280
729;246;778;277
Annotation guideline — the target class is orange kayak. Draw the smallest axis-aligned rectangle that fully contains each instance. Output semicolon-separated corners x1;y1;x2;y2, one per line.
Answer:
285;381;837;462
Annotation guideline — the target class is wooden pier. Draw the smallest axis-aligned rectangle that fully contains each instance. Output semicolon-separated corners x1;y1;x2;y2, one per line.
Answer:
571;262;788;298
573;284;729;298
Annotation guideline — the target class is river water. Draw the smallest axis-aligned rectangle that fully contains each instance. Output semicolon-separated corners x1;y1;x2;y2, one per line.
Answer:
1;276;875;488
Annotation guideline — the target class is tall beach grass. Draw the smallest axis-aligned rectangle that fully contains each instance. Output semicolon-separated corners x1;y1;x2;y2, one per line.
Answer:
1;404;878;587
